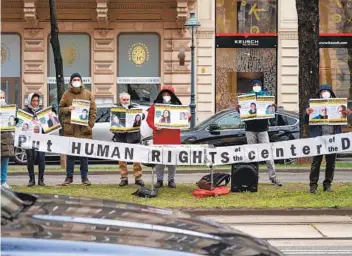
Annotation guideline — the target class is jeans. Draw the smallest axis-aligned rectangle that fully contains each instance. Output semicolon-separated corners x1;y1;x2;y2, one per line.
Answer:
245;131;276;179
155;165;176;181
1;157;10;184
26;149;45;180
66;155;88;179
119;161;142;180
310;154;336;187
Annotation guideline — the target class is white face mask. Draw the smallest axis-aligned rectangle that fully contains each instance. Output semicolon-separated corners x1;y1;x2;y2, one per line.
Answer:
321;91;331;99
163;96;171;103
253;86;261;93
0;99;6;105
122;104;129;109
72;81;81;88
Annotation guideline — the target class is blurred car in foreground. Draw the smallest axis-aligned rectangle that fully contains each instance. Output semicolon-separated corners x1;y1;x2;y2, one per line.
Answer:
1;187;283;256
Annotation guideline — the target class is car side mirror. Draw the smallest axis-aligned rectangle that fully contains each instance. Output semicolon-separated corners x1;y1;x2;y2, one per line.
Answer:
209;123;220;132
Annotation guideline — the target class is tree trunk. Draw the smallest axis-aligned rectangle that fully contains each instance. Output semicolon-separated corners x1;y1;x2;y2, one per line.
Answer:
49;0;66;168
296;0;320;164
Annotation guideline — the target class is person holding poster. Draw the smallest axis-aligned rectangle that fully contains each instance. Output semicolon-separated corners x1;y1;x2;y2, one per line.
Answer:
22;93;46;187
0;90;15;189
59;73;97;186
236;79;282;186
305;84;352;194
111;92;144;187
147;85;190;189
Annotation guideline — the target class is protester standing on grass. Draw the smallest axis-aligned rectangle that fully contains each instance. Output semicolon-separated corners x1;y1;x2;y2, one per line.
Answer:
112;92;144;187
59;73;97;186
23;93;47;187
0;90;15;189
305;84;352;194
146;85;190;189
236;79;282;186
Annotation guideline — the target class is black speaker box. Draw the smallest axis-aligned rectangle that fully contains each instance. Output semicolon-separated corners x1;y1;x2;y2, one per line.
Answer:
231;163;259;192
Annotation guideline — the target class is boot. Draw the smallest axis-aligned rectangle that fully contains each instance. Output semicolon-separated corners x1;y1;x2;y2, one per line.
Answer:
62;177;73;186
38;178;46;186
119;179;128;187
270;176;282;187
168;179;176;188
82;177;92;186
28;177;35;187
323;184;332;192
154;180;163;188
135;179;145;187
310;185;318;194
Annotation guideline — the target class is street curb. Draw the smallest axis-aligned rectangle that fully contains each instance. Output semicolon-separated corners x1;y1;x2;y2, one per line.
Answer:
181;208;352;216
8;168;352;176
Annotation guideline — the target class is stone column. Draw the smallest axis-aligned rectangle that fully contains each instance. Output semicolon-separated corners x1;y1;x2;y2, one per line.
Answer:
22;28;46;106
93;29;116;103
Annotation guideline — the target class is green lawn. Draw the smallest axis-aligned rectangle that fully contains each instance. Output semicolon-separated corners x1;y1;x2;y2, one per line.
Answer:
8;162;352;172
12;183;352;209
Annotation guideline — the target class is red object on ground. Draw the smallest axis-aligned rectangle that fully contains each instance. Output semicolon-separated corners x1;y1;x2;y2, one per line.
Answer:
192;186;231;198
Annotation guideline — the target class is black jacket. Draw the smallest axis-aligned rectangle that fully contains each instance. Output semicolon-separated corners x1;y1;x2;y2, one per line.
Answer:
112;103;141;144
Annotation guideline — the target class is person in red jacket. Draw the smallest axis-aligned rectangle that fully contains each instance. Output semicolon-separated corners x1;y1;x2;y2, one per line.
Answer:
146;85;184;188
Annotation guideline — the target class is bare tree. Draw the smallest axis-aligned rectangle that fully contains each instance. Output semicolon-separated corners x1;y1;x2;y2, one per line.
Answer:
296;0;320;139
49;0;66;167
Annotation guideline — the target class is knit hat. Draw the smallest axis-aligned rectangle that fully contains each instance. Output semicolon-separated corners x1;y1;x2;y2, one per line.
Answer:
250;79;263;87
70;72;82;83
161;85;175;94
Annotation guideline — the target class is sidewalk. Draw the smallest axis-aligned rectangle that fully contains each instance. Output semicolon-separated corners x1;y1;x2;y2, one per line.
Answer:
203;215;352;239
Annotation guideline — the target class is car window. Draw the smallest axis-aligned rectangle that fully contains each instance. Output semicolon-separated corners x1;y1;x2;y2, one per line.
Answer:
213;112;244;129
96;107;111;123
269;114;297;127
285;115;298;125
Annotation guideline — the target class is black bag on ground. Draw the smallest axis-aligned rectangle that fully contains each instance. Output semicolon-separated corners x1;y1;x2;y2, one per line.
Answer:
196;173;231;191
231;163;258;192
132;186;158;198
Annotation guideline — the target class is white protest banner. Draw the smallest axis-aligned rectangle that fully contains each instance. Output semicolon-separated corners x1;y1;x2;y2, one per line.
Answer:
309;98;348;126
16;109;34;132
71;99;90;126
14;131;352;166
238;94;257;121
110;107;143;132
37;107;61;134
154;104;189;129
0;104;17;131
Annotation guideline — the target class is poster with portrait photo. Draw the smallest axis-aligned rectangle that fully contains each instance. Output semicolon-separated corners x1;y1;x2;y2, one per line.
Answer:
37;107;62;134
110;107;143;132
256;96;275;119
0;104;17;131
238;94;257;121
309;99;329;125
71;99;90;126
16;109;34;132
327;98;348;125
154;104;189;129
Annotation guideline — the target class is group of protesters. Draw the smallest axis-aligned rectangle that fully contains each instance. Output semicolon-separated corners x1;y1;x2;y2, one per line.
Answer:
1;73;351;193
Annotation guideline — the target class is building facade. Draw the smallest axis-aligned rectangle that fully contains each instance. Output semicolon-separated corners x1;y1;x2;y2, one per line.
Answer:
1;0;351;124
1;0;215;123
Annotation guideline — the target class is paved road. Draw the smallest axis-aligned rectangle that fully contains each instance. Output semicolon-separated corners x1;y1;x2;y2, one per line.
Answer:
7;171;352;186
204;215;352;256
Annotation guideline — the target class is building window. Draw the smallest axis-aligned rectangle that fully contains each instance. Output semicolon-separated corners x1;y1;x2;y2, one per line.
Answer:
319;0;352;123
117;33;160;106
47;34;91;107
1;33;21;106
215;0;278;112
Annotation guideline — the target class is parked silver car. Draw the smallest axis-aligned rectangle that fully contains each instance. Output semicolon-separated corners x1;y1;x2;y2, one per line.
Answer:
12;103;149;164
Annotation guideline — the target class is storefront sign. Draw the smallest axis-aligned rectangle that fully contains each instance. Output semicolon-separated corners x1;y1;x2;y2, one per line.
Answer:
47;77;92;84
116;77;161;84
216;36;277;48
319;36;352;48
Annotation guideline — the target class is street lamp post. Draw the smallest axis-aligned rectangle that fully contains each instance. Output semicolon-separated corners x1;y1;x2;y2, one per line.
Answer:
185;12;200;128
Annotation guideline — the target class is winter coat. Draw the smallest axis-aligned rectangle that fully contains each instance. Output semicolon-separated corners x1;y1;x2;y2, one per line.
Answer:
1;131;14;157
146;87;189;145
23;93;44;134
304;84;342;138
244;88;272;133
59;83;97;139
112;103;141;144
